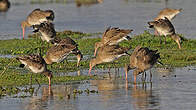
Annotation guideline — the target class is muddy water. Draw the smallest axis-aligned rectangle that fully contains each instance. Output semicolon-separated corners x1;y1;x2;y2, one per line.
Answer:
0;0;196;40
0;67;196;110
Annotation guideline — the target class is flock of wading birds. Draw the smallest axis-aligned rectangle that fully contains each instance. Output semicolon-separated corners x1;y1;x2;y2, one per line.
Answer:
13;7;183;86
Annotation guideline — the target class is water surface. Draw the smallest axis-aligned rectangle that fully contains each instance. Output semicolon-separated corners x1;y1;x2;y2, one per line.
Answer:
0;0;196;39
1;67;196;110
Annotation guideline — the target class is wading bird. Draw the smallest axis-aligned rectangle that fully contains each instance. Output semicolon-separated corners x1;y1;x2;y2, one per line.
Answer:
44;37;83;67
148;17;182;49
89;44;131;75
33;22;56;44
0;0;10;12
153;8;182;35
124;46;160;84
16;54;53;86
94;27;133;56
21;8;54;39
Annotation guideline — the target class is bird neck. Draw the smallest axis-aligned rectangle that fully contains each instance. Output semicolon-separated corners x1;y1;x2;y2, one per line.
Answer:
90;58;102;68
43;70;52;77
171;34;180;41
21;20;31;29
76;53;83;67
95;42;103;49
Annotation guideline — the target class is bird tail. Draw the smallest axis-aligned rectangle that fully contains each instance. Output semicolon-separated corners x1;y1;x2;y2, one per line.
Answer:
19;64;25;68
125;36;132;40
157;61;163;65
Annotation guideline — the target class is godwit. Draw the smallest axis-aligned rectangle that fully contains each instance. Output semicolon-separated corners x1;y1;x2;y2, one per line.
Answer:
154;8;182;21
124;46;160;83
94;27;133;56
16;54;53;86
75;0;103;7
0;0;10;12
153;8;182;35
89;44;131;75
44;37;83;67
21;8;55;39
148;17;182;49
33;22;56;44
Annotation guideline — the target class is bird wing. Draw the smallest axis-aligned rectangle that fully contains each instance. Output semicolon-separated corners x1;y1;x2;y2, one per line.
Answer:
102;27;132;44
17;54;44;69
47;44;76;58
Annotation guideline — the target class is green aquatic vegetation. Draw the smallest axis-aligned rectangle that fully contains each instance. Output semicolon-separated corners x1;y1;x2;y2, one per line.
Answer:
0;73;97;86
0;30;196;86
0;86;34;98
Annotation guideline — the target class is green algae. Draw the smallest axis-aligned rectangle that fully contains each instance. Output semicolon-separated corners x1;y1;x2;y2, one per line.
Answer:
0;30;196;87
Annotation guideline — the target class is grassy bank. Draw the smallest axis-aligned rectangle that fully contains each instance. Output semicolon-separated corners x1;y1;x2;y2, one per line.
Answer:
0;30;196;87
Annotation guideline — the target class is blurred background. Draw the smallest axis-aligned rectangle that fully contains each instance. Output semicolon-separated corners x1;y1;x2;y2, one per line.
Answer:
0;0;195;40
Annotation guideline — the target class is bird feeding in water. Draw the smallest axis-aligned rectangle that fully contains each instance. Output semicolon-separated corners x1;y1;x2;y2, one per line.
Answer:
89;44;131;75
44;37;83;67
94;27;133;56
124;46;160;84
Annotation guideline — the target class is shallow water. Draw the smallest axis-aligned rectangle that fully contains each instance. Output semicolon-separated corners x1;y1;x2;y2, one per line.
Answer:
1;67;196;110
0;0;196;40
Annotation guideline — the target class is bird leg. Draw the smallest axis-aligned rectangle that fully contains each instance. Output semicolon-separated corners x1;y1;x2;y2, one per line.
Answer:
134;73;137;85
108;71;111;79
141;72;147;82
164;35;167;44
108;64;111;72
112;62;117;73
124;64;129;80
150;69;152;82
144;72;146;82
154;29;159;36
159;36;162;44
30;73;33;85
108;64;111;79
142;72;145;82
35;78;41;87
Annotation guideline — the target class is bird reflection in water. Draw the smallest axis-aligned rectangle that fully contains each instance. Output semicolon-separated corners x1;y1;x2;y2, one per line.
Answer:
155;67;174;77
126;81;160;110
25;86;53;110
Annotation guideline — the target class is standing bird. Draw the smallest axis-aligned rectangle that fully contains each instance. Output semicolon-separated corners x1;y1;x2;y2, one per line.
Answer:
16;54;53;86
124;46;160;83
44;37;83;67
33;22;56;44
154;8;182;21
75;0;103;7
0;0;10;12
21;8;55;39
148;17;182;49
153;8;182;35
89;44;131;75
94;27;133;56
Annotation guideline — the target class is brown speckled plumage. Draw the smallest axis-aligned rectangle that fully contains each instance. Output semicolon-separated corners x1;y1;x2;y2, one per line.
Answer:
44;37;83;67
94;27;133;56
154;8;182;21
33;22;56;43
21;8;55;39
125;46;160;83
148;17;181;49
89;44;131;75
16;54;52;86
0;0;10;12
